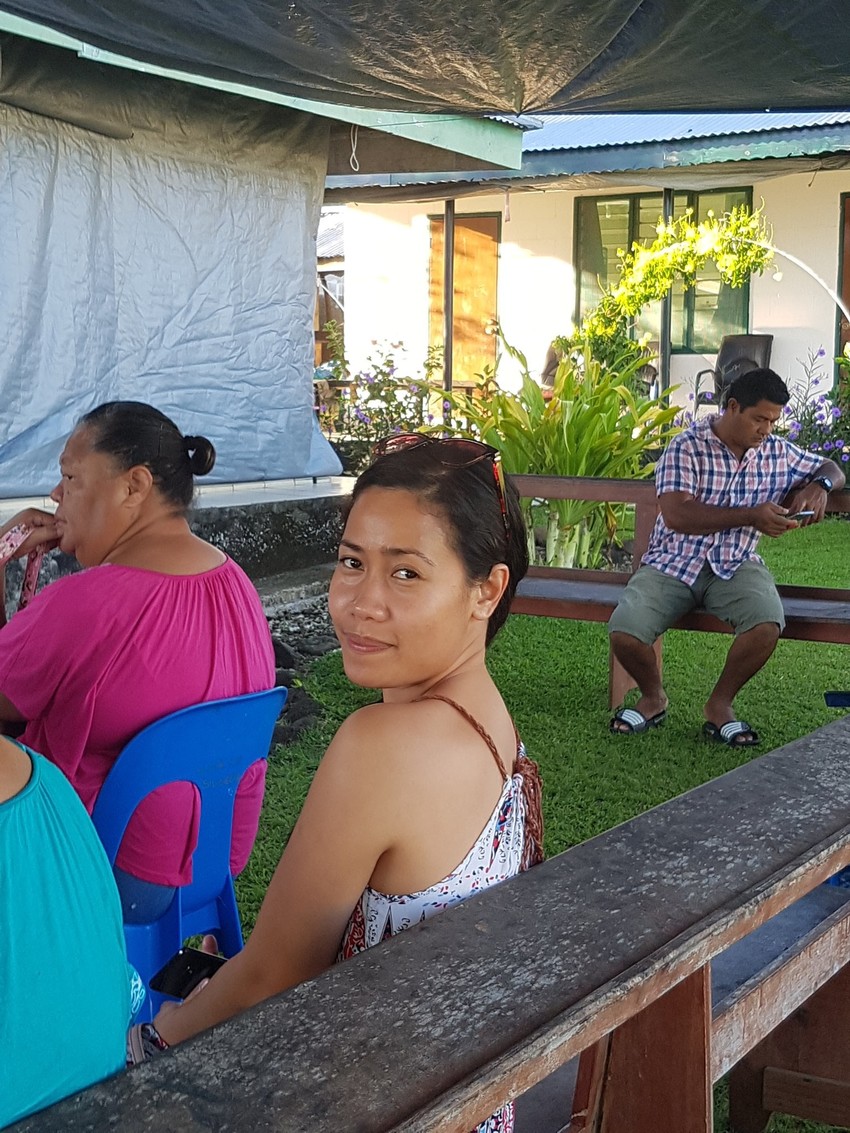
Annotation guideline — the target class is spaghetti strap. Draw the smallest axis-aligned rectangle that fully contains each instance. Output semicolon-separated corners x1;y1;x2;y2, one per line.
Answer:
421;694;509;780
421;693;545;871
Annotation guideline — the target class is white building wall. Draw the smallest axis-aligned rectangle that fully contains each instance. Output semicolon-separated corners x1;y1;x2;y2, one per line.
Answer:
344;191;576;390
343;201;433;379
344;168;850;403
751;171;845;393
493;189;574;388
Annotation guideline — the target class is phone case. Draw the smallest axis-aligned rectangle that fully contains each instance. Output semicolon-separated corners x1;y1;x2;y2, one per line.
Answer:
149;947;227;999
0;524;30;564
0;524;45;611
19;547;44;609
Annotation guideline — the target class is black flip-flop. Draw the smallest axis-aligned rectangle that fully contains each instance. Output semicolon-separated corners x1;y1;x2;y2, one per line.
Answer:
702;720;760;747
610;707;667;735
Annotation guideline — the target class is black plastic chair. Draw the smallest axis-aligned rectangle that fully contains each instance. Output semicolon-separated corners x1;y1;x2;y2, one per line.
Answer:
695;333;774;407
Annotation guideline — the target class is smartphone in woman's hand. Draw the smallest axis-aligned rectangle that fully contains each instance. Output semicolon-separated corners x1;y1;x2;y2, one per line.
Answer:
149;947;227;999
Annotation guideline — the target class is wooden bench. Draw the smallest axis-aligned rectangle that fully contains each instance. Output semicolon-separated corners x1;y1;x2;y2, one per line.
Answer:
510;474;850;707
18;715;850;1133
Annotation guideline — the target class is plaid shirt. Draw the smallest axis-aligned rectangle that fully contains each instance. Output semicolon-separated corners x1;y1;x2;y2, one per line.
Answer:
642;415;823;586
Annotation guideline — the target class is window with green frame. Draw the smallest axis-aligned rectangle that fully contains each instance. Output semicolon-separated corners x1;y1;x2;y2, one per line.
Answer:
574;188;752;353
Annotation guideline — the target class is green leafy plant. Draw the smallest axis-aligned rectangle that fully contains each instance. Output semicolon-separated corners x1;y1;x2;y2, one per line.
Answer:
834;342;850;424
552;322;655;398
322;319;348;380
544;205;773;407
443;337;681;567
584;204;774;344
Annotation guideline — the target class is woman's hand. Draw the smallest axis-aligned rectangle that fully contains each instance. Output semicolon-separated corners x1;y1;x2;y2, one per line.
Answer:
0;509;60;559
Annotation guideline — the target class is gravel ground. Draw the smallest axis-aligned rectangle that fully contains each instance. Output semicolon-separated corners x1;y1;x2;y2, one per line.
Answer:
265;591;338;746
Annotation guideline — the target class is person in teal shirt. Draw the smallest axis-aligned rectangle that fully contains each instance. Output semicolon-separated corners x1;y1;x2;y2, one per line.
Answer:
1;738;131;1126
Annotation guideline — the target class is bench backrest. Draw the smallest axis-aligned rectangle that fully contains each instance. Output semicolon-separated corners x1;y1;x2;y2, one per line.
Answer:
18;716;850;1133
511;474;850;572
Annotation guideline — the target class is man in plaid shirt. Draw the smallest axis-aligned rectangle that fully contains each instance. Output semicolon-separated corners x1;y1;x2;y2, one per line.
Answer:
608;368;845;746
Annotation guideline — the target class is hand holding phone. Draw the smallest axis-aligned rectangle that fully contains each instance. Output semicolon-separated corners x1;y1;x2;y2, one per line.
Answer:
149;947;227;999
786;509;815;523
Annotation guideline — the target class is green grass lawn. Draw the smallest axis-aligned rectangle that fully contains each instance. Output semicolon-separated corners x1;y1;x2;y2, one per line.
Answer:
237;517;849;1133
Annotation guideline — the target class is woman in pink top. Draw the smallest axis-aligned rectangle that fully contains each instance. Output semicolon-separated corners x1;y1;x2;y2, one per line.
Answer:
0;402;275;921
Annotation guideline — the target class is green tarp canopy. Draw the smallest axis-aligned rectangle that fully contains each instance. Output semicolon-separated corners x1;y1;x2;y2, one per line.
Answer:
2;0;850;116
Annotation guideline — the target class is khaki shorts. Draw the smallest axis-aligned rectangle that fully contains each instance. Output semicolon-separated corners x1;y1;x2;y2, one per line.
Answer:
607;560;785;646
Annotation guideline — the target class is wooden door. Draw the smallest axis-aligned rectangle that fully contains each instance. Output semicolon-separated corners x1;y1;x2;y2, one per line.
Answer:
429;214;499;388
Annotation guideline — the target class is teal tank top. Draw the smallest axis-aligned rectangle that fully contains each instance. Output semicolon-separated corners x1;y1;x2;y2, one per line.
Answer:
1;746;130;1126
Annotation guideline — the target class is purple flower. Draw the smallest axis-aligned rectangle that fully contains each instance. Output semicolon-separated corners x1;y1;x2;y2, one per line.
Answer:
818;346;827;357
705;391;714;401
443;400;451;410
813;379;821;387
836;438;846;447
843;453;850;462
688;392;694;401
783;406;792;415
824;440;834;450
833;407;843;418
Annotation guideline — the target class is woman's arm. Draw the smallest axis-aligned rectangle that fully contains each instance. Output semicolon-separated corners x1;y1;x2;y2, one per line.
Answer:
155;706;402;1046
0;509;59;557
0;509;61;714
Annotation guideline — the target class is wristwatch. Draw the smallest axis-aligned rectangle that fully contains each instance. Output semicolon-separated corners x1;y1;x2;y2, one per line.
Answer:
812;475;834;492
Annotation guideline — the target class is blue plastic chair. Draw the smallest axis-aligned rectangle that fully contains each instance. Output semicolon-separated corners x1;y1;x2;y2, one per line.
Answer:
91;687;287;1019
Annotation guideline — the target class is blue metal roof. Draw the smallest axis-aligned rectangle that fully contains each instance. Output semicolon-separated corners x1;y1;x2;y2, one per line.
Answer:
317;212;344;260
325;111;850;201
522;112;850;152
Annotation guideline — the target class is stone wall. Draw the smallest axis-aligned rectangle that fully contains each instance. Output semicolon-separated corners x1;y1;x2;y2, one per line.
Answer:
190;497;345;581
3;494;347;617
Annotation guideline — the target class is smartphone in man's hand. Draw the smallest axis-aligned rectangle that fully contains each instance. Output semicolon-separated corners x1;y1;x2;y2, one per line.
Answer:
786;509;815;523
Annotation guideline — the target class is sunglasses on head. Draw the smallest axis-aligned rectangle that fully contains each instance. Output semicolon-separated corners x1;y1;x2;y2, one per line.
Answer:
371;433;510;540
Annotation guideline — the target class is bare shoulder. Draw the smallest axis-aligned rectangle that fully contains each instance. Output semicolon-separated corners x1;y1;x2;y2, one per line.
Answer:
0;736;32;803
324;699;459;779
327;700;436;758
328;696;509;787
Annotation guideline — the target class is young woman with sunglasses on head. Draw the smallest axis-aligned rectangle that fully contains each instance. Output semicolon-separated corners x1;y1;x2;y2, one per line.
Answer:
143;434;542;1131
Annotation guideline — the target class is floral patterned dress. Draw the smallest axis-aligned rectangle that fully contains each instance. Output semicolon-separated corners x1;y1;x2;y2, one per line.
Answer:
338;698;533;1133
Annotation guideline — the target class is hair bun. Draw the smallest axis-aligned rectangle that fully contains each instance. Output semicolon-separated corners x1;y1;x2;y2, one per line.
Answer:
183;435;216;476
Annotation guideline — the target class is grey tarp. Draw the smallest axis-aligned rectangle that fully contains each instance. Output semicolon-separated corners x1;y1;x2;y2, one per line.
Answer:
2;1;850;115
0;36;341;494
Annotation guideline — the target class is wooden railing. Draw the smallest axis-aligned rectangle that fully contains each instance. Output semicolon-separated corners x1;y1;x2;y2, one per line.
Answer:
18;716;850;1133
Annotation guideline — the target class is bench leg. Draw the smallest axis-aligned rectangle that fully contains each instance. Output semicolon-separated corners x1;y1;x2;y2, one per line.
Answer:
728;961;850;1132
571;967;712;1133
566;1039;609;1131
608;637;663;710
